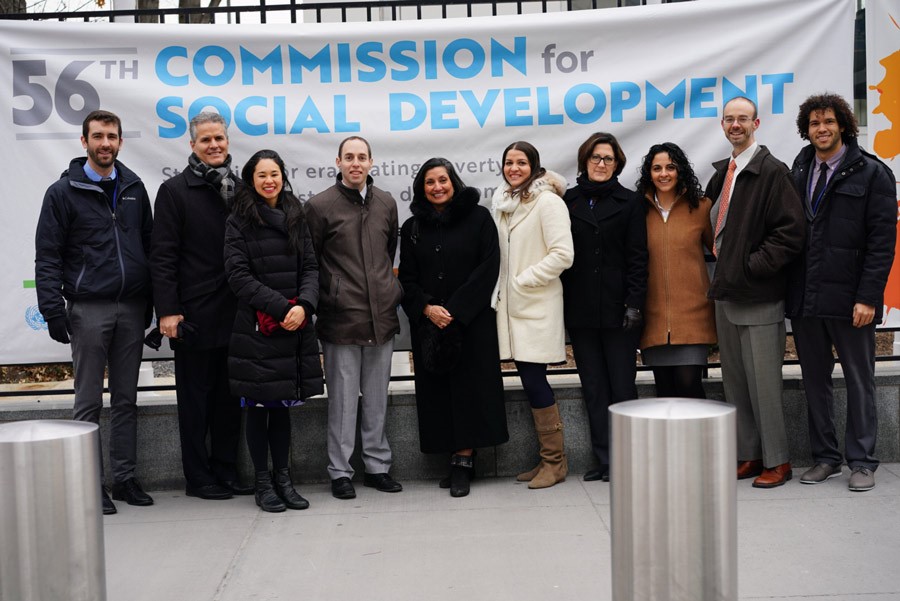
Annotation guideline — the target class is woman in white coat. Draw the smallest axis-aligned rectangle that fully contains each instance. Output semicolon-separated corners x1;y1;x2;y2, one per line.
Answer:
492;141;574;489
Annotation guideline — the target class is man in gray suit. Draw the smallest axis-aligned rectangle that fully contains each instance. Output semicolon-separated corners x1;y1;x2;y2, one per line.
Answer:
707;96;805;488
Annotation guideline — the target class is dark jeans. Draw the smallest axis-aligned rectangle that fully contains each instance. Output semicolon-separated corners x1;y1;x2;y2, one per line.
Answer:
792;316;878;471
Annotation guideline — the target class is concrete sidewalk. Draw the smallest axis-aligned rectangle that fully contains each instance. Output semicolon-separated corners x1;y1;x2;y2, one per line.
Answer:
104;465;900;601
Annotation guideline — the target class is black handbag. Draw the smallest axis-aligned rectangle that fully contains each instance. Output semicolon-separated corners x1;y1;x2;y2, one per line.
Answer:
418;319;464;375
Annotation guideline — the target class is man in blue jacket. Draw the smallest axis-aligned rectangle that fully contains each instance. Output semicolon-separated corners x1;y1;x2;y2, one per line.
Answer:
787;93;897;492
35;110;154;514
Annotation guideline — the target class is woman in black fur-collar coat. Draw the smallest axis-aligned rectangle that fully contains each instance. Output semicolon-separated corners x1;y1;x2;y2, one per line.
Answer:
399;158;509;498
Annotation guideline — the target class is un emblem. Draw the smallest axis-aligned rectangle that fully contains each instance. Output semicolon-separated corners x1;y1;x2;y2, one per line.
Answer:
25;305;47;331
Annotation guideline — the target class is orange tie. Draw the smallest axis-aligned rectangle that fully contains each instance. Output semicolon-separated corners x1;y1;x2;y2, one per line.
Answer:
713;160;737;257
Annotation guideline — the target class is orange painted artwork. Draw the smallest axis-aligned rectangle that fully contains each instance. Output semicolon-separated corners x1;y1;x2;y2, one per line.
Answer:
870;13;900;319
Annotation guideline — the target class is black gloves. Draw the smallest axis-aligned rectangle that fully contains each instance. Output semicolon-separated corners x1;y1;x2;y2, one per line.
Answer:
622;307;643;331
47;316;71;344
144;302;154;330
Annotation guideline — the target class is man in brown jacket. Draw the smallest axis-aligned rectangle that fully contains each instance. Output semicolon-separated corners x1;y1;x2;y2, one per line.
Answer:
707;96;805;489
306;136;404;500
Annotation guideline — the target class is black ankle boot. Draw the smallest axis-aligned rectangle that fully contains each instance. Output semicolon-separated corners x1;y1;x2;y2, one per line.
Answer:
440;451;477;489
255;471;286;513
449;454;474;498
273;468;309;510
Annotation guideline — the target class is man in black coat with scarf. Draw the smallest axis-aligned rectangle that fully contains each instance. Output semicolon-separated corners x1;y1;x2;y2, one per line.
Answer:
787;93;897;492
150;111;250;500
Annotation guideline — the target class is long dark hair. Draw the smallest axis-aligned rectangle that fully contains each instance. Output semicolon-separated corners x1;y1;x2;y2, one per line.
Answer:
636;142;703;210
234;149;306;253
502;141;546;200
412;157;467;205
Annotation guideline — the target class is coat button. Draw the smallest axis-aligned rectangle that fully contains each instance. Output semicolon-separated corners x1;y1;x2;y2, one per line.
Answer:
594;248;600;254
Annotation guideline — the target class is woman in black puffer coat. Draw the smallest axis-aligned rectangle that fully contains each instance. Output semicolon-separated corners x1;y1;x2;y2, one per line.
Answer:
224;149;323;513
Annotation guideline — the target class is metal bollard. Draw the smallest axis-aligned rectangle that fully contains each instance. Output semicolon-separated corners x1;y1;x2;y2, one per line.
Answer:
0;420;107;601
610;398;736;601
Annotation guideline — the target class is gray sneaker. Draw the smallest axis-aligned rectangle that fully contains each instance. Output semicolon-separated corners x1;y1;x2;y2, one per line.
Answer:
848;467;875;492
799;463;842;484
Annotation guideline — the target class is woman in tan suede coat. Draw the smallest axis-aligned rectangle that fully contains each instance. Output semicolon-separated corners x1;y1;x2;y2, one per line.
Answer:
636;142;716;398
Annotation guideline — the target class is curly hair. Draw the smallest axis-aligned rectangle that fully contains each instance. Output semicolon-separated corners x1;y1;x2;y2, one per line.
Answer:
796;93;858;142
635;142;703;210
234;149;307;253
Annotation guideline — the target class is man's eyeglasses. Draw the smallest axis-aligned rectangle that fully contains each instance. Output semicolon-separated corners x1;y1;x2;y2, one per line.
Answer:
722;116;754;125
589;155;615;165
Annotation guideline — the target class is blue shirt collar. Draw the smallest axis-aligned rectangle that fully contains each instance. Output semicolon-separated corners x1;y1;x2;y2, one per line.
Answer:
83;162;117;182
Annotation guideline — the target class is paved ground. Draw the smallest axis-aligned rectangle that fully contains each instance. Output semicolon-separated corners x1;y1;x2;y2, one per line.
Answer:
103;465;900;601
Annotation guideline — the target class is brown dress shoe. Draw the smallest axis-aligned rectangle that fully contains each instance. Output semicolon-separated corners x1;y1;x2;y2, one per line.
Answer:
737;460;763;480
752;463;793;488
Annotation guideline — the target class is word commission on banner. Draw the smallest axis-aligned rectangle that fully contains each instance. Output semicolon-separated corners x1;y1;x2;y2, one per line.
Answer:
12;36;795;139
154;39;794;137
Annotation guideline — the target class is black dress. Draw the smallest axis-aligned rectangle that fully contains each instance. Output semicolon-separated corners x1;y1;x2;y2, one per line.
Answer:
399;187;509;454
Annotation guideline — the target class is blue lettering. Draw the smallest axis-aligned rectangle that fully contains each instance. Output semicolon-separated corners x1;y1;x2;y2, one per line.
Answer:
536;87;563;125
442;38;484;80
646;80;686;120
234;96;268;136
460;89;499;127
337;43;352;83
491;37;526;76
689;77;718;118
722;75;757;107
357;42;386;83
188;96;232;123
610;81;641;123
288;45;332;84
156;96;185;138
274;96;286;135
290;97;330;133
389;93;427;131
240;47;283;85
334;95;361;132
156;46;188;86
503;88;532;126
564;84;606;124
424;40;438;80
430;91;459;129
193;46;235;86
390;41;419;81
762;73;793;114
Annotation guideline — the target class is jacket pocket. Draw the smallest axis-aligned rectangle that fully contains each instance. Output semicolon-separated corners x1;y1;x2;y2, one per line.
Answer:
508;275;548;320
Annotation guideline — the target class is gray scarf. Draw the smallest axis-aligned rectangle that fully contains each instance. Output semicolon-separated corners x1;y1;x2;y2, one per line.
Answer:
188;152;235;207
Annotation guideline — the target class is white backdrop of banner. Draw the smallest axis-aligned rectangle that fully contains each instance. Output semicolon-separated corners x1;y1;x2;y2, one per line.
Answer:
1;0;853;364
866;0;900;327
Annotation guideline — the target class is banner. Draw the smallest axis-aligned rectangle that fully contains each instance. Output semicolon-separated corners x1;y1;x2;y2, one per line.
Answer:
867;0;900;326
0;0;853;363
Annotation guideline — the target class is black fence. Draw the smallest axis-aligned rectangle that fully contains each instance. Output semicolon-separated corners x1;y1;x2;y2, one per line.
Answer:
2;0;656;24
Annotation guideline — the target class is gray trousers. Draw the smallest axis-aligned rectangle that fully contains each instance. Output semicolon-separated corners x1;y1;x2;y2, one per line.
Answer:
322;340;394;479
792;317;878;471
69;298;146;483
715;301;790;468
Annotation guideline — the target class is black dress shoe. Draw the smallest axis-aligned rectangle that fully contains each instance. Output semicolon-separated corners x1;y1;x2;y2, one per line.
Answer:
583;467;609;482
331;477;357;500
102;488;117;515
363;472;403;493
112;478;154;506
219;480;254;496
186;483;234;500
